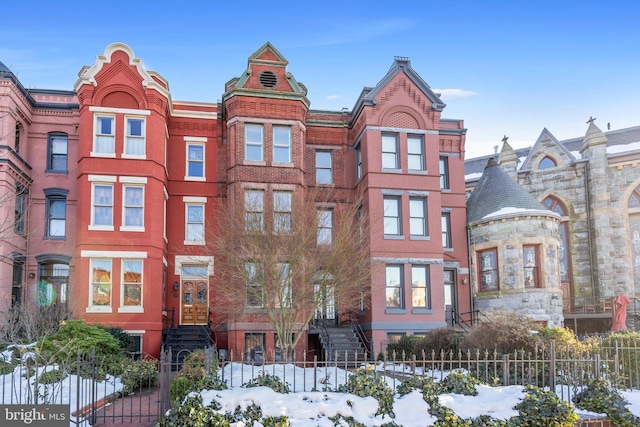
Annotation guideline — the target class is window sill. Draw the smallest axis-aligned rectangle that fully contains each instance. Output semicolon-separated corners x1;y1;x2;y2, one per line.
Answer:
86;306;112;313
410;235;430;241
90;152;116;158
122;154;147;160
441;188;451;193
89;225;115;231
381;168;402;173
118;307;144;313
444;247;454;252
407;170;427;175
272;162;294;168
45;169;68;174
385;308;407;314
243;160;266;166
44;236;66;240
184;176;206;181
184;240;206;246
411;308;433;314
120;226;145;232
384;235;404;240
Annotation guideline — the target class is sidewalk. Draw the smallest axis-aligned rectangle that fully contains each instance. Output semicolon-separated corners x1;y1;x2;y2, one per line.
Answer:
92;386;162;426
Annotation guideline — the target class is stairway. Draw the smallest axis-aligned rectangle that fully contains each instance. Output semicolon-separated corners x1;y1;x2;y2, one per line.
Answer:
320;325;368;364
163;325;212;368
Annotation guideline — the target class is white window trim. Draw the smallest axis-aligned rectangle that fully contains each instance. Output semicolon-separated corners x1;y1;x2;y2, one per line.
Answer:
89;182;115;231
91;114;116;158
120;184;145;232
174;255;214;275
119;259;144;313
122;116;147;159
272;125;292;164
185;141;206;181
81;250;148;258
89;106;151;116
87;258;113;313
244;123;264;162
184;203;205;245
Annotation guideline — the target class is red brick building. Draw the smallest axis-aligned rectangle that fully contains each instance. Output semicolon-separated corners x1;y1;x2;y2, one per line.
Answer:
0;42;470;359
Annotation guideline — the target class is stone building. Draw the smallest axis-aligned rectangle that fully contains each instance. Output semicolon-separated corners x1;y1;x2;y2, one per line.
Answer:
466;122;640;333
466;158;563;326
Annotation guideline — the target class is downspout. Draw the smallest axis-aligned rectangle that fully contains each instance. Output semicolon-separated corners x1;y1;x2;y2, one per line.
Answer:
467;225;474;321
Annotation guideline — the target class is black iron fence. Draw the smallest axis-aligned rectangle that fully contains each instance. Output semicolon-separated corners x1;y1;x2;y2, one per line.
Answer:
2;337;640;424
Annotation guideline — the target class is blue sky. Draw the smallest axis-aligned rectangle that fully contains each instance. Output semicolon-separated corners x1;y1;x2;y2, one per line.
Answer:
2;1;638;158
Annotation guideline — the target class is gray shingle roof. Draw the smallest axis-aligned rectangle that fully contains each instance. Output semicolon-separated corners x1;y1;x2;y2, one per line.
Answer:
466;158;549;224
465;125;640;180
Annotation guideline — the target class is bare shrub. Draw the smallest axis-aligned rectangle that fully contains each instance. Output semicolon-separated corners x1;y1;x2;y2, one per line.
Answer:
414;327;464;358
0;301;67;344
461;311;540;354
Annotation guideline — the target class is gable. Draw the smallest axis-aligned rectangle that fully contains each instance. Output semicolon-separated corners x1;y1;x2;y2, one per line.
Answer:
520;128;575;172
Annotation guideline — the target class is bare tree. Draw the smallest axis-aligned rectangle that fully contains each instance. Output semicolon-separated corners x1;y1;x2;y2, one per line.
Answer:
211;188;372;361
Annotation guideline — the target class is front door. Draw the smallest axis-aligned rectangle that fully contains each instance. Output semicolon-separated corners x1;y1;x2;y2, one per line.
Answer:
314;284;336;325
444;269;457;327
181;279;209;325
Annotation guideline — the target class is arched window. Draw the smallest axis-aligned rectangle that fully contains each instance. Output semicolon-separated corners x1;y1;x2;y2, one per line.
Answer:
543;196;571;308
538;156;557;170
628;185;640;292
35;254;71;307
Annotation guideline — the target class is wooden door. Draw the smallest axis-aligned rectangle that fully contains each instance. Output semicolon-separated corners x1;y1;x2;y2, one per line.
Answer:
181;279;209;325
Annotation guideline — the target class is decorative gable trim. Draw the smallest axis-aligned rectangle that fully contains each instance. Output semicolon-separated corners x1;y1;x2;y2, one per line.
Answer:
74;42;170;101
520;128;576;172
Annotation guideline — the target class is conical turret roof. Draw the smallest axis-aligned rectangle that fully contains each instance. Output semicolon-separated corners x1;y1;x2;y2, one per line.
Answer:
467;158;553;224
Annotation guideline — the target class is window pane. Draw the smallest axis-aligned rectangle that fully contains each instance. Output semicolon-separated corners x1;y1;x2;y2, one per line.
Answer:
187;205;203;222
245;124;263;161
183;265;208;279
385;266;402;308
52;137;67;154
127;118;143;136
384;198;400;235
49;219;66;236
188;145;204;160
123;260;142;306
98;117;113;134
94;185;113;226
412;266;428;308
125;187;143;205
91;260;111;306
407;136;424;170
410;199;425;236
382;135;398;169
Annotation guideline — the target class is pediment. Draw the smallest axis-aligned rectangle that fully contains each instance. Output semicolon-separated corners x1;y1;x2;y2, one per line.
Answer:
520;128;576;172
224;42;309;106
74;42;169;100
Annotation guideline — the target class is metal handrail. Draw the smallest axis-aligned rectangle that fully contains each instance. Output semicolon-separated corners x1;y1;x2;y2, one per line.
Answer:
348;312;371;359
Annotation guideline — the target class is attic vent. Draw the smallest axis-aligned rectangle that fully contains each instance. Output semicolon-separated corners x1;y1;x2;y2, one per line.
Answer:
259;71;278;88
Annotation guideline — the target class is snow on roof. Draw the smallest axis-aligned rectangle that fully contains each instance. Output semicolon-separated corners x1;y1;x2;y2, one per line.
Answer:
482;207;553;220
607;141;640;155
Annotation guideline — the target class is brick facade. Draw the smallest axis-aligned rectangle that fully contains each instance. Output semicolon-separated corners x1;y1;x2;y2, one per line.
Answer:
0;42;469;358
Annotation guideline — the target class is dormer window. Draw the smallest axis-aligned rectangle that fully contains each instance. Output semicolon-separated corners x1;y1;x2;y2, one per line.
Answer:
538;156;556;170
259;71;278;88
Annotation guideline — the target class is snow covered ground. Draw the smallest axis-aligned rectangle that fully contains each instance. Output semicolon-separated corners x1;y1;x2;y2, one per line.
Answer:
194;362;640;426
3;345;640;426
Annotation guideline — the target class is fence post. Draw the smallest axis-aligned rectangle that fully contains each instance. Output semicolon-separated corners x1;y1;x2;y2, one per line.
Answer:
548;340;556;391
90;348;96;426
159;348;172;416
502;354;509;386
